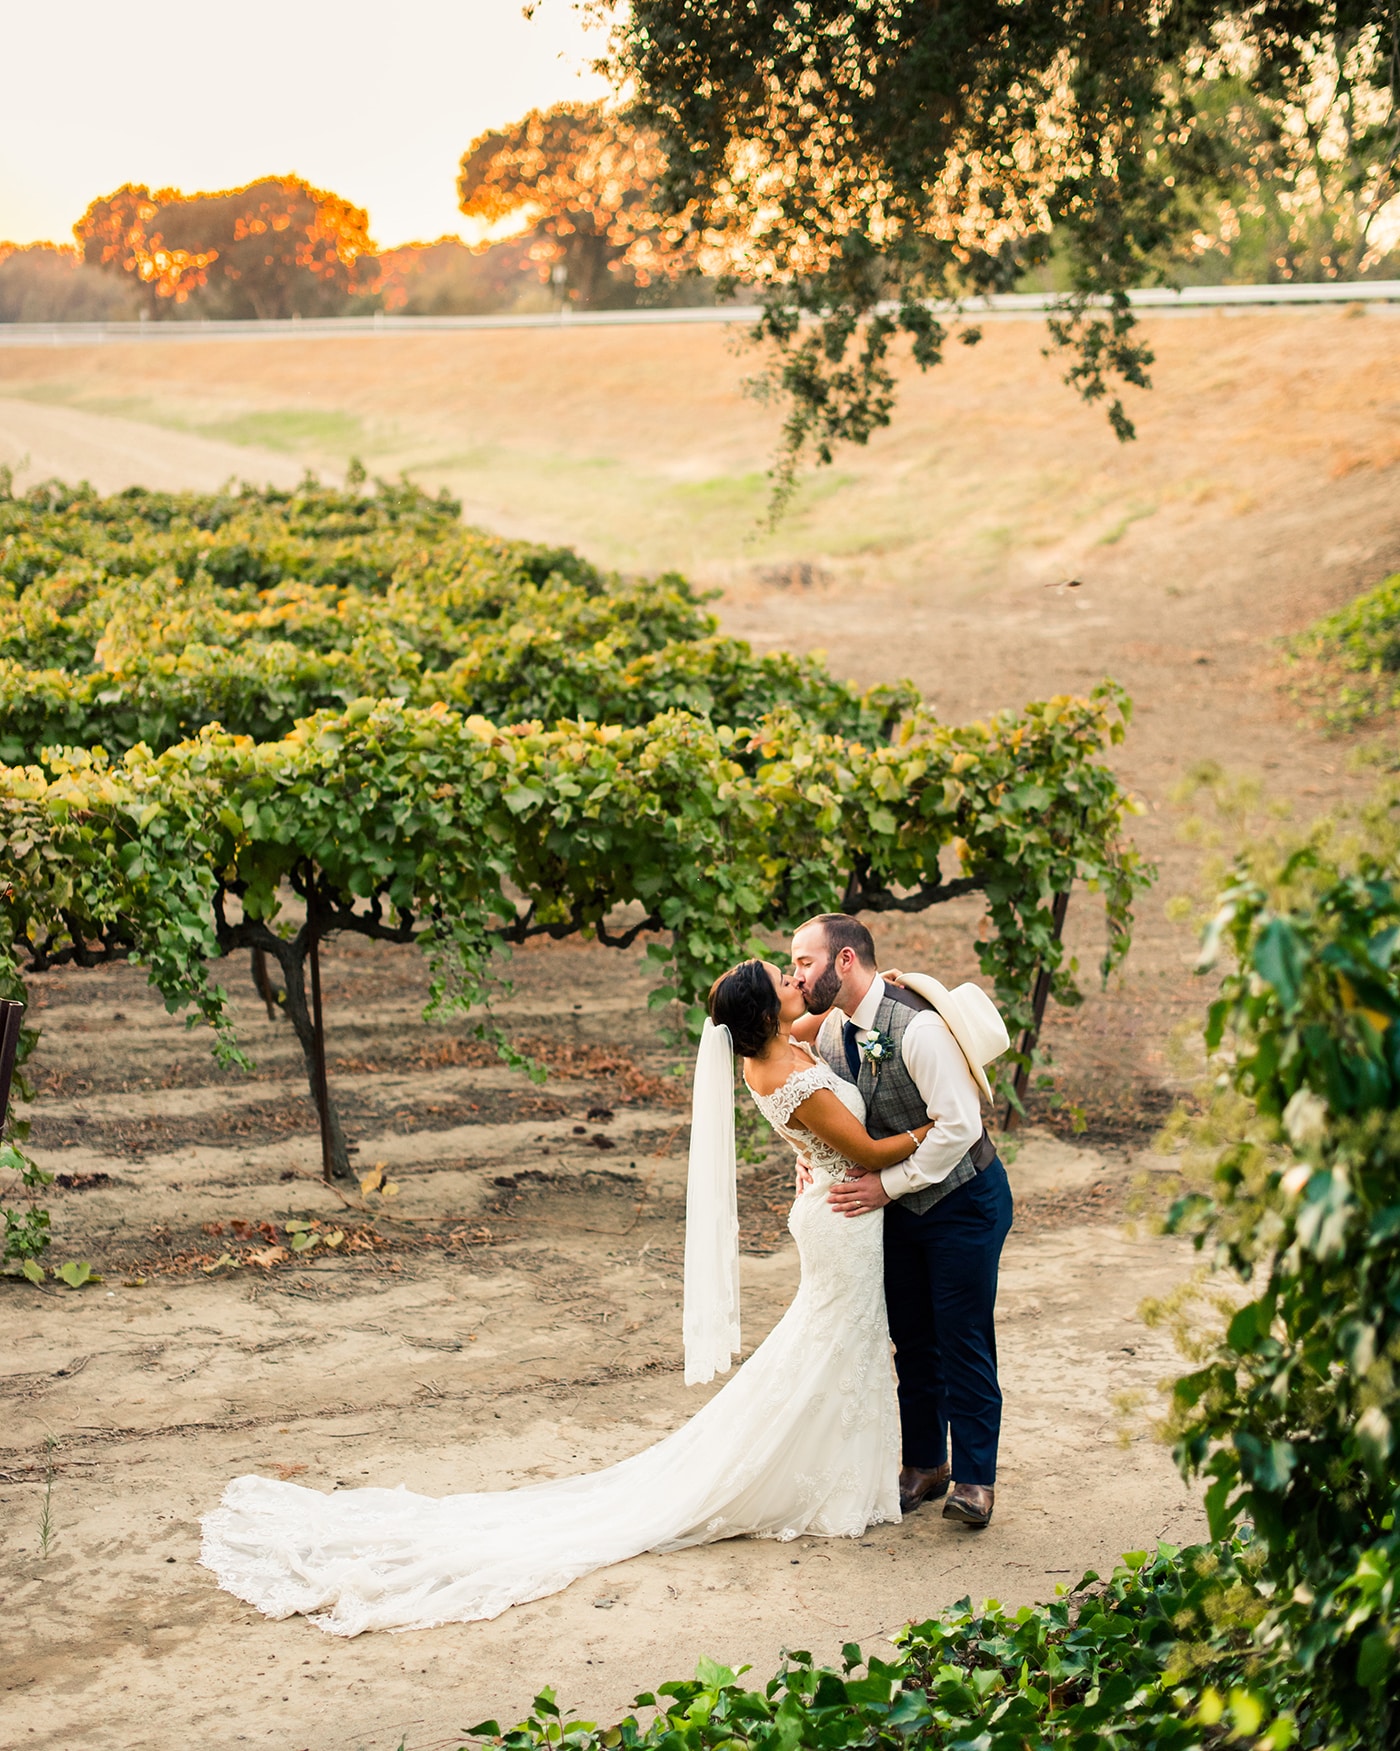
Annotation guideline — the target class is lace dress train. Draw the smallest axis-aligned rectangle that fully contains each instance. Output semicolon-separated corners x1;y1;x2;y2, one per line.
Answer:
200;1060;899;1635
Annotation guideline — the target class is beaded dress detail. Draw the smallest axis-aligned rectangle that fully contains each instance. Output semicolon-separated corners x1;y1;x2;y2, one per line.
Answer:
200;1055;900;1635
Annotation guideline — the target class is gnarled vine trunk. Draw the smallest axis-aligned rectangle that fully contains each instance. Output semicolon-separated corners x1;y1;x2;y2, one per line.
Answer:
245;928;353;1181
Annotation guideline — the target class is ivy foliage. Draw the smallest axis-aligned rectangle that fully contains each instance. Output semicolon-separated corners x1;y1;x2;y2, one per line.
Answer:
1289;570;1400;730
465;1539;1299;1751
0;1138;51;1279
1162;796;1400;1742
0;683;1147;1078
0;472;905;760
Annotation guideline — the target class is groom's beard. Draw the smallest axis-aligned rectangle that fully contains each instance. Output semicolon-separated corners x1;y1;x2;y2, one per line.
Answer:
803;963;842;1014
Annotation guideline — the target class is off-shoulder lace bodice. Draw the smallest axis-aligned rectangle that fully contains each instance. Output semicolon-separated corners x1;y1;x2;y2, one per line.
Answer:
746;1056;866;1184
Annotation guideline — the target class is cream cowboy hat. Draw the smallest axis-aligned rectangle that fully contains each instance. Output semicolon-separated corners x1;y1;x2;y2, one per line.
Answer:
880;970;1010;1105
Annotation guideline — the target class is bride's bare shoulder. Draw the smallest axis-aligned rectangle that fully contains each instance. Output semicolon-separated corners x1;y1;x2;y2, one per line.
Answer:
745;1043;824;1098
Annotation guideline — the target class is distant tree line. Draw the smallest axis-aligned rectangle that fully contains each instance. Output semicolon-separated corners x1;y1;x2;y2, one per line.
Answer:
3;23;1397;330
0;105;719;324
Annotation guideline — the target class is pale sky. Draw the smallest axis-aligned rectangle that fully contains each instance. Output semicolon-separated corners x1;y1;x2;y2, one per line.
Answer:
0;0;613;248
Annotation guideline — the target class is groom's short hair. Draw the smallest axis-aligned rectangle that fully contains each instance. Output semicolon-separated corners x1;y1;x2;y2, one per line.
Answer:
803;913;876;968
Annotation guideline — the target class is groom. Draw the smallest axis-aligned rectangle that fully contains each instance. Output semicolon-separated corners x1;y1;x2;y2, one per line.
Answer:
791;913;1014;1529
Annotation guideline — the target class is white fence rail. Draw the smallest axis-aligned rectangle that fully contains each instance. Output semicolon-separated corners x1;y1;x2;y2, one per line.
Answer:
0;279;1397;348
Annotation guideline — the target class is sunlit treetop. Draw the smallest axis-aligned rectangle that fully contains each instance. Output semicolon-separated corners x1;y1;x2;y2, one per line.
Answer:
75;177;381;320
458;101;706;302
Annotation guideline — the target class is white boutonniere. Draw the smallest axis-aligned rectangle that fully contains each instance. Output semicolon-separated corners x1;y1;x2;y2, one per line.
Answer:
857;1029;896;1080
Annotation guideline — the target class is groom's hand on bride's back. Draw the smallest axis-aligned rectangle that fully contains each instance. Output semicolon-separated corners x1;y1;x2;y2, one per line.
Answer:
827;1172;890;1216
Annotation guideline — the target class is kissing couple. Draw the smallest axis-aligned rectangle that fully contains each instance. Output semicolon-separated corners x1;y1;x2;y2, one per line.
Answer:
201;914;1014;1636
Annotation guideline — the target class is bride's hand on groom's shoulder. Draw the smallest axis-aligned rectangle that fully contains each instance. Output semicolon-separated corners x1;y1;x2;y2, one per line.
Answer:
878;968;906;986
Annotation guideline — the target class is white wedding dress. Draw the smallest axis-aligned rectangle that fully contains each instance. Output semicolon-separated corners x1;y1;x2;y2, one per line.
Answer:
200;1056;900;1635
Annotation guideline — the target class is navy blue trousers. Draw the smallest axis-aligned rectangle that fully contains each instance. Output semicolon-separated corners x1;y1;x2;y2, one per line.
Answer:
883;1158;1013;1486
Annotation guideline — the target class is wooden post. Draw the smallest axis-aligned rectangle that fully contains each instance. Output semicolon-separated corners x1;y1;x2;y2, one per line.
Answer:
1002;888;1071;1132
0;1000;23;1136
307;930;335;1185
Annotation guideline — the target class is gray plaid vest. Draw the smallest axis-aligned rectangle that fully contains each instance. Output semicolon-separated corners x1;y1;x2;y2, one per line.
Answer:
817;984;991;1214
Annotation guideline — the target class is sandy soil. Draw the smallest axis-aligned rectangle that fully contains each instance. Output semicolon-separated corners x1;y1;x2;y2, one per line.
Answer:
4;938;1200;1751
0;396;303;496
3;308;1400;1748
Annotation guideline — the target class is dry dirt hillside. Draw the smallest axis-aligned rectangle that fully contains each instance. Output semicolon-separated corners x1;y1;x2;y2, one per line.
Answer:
2;310;1399;1751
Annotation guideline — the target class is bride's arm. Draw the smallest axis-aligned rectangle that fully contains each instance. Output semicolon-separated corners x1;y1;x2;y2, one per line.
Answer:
789;1088;932;1171
790;1010;825;1044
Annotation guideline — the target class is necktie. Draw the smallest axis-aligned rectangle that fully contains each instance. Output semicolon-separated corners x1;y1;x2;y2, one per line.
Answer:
842;1019;862;1081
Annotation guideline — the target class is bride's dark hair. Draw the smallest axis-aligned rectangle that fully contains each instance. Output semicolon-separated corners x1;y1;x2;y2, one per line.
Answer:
707;959;781;1060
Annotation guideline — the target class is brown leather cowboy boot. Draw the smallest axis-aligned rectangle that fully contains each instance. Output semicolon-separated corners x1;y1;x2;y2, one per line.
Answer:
898;1461;951;1514
942;1483;994;1527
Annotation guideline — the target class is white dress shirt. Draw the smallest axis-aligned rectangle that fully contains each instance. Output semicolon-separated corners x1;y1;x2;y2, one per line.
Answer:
838;974;986;1201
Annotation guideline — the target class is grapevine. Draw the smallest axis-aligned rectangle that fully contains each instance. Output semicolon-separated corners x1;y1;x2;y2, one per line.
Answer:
0;472;902;758
1;471;1150;1183
0;688;1147;1177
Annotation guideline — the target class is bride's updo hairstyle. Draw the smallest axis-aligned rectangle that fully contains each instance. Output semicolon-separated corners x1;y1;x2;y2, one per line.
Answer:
707;959;780;1060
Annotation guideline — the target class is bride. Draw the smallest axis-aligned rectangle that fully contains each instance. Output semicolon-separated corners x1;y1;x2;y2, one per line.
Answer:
200;959;925;1635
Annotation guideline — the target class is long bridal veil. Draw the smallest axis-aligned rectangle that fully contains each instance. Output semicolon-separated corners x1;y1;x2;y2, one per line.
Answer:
682;1017;740;1384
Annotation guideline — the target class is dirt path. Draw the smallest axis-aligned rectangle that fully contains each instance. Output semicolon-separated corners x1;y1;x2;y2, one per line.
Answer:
4;1229;1197;1751
0;395;303;495
3;947;1200;1751
4;310;1400;1747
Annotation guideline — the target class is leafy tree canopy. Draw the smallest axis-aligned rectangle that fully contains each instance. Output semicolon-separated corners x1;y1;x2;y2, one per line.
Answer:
372;234;543;316
0;242;139;323
75;177;381;320
458;102;702;306
597;1;1400;500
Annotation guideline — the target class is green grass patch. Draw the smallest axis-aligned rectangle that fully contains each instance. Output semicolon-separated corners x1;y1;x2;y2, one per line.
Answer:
4;385;373;461
4;381;82;406
412;446;512;473
978;521;1016;554
197;408;369;455
672;470;770;509
80;394;181;426
1097;501;1158;545
673;468;854;513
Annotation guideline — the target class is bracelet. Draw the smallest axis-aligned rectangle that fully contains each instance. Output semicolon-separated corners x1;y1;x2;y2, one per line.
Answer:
907;1130;921;1151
